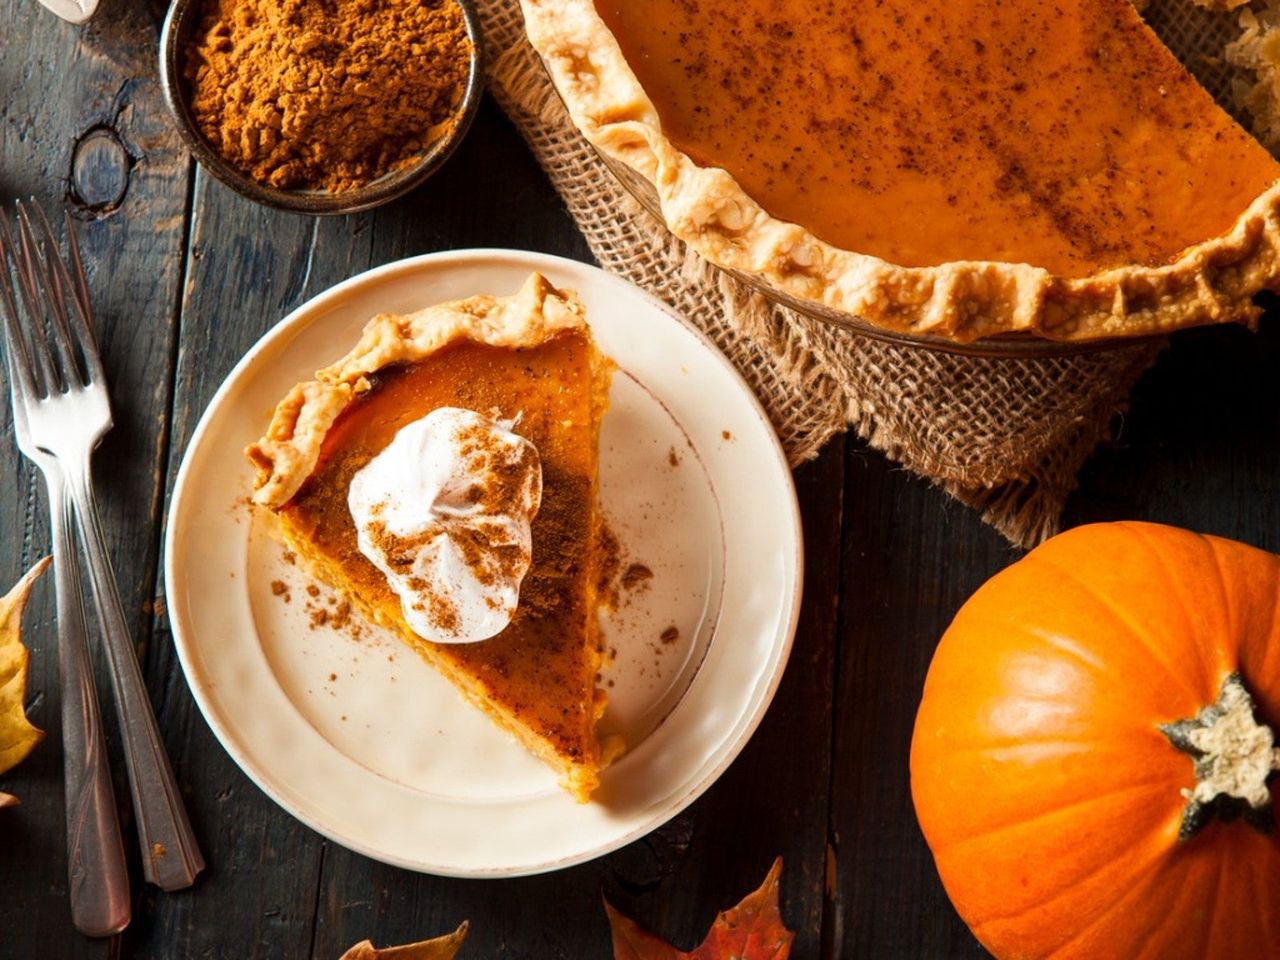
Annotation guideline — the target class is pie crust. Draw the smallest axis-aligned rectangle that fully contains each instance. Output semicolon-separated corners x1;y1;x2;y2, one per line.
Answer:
246;273;621;801
248;273;590;507
521;0;1280;342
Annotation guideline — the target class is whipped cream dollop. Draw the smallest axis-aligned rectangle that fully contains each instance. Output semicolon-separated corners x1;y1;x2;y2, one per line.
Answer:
347;407;542;644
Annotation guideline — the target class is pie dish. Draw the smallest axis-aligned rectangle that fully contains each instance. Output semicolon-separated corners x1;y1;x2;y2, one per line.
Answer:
245;272;621;801
521;0;1280;342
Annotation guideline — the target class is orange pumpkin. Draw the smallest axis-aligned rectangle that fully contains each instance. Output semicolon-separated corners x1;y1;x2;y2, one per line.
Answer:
910;522;1280;960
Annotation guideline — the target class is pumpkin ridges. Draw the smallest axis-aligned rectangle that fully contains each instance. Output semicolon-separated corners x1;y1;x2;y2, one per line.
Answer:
1049;866;1171;960
932;780;1174;859
1166;835;1280;960
932;785;1179;938
962;815;1165;930
1137;825;1280;959
940;738;1143;758
1122;524;1235;697
1252;559;1280;689
935;563;1206;723
938;605;1114;668
912;605;1193;846
940;605;1202;732
1016;624;1108;674
973;835;1168;959
1262;558;1280;686
949;609;1114;684
1025;552;1206;708
1122;860;1216;960
1167;839;1223;957
1203;534;1243;659
1044;843;1249;960
1246;846;1280;945
914;680;1189;845
1002;799;1280;960
1131;870;1198;957
1224;827;1280;949
1218;537;1280;718
1206;854;1233;960
917;735;1188;852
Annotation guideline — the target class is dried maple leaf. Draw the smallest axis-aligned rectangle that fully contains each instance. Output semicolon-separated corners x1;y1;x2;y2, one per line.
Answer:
0;558;51;790
606;858;794;960
339;922;469;960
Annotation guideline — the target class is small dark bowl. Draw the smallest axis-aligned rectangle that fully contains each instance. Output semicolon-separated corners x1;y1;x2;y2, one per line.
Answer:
159;0;484;216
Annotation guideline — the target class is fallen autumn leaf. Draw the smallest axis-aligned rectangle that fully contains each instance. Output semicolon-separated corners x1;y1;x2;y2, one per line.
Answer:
0;558;51;795
339;921;469;960
606;858;793;959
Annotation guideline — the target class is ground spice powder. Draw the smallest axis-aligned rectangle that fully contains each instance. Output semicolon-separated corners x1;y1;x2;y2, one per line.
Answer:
184;0;471;192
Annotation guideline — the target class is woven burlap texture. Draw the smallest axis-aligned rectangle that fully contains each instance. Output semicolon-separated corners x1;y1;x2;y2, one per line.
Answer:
477;0;1243;546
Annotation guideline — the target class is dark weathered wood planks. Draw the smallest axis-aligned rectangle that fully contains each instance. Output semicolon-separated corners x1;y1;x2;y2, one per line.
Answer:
828;445;1016;959
1064;317;1280;550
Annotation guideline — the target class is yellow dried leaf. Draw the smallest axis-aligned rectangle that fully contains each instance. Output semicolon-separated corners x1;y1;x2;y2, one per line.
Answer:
339;922;469;960
0;558;51;779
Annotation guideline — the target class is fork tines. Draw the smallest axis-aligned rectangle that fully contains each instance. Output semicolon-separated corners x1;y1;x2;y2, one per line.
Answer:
0;201;100;399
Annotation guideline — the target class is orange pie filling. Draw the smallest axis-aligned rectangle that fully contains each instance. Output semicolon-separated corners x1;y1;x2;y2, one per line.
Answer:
595;0;1280;277
251;287;621;802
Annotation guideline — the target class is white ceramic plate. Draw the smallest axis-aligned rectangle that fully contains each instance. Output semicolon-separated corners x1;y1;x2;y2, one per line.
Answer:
165;250;802;877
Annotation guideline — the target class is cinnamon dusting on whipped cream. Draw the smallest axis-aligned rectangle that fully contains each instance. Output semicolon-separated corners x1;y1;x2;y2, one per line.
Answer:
348;407;542;644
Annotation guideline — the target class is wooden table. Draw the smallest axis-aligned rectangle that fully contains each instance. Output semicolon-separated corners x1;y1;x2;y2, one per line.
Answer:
1;6;1277;958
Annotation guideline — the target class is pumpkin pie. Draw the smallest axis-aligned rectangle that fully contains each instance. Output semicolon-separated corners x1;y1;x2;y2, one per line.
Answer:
245;273;622;801
522;0;1280;341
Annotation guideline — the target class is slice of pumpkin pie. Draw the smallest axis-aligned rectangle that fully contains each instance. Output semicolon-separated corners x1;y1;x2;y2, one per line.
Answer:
246;273;621;801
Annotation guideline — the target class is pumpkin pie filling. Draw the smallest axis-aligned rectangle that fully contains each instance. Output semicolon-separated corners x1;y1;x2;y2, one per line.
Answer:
247;276;618;801
594;0;1280;277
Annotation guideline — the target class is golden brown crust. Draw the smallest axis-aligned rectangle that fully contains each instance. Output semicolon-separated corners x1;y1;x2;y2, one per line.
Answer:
246;272;589;507
520;0;1280;342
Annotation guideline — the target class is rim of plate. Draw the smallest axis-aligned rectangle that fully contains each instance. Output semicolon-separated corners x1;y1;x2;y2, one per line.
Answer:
164;249;804;876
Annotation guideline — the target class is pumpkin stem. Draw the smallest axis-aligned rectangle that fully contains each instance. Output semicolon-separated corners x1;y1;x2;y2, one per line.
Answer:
1159;672;1280;840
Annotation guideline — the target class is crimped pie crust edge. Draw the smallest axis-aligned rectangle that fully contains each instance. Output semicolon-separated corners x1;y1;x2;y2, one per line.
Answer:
245;272;587;508
520;0;1280;342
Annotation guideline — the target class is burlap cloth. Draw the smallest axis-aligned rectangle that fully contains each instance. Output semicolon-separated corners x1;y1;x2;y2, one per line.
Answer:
476;0;1248;546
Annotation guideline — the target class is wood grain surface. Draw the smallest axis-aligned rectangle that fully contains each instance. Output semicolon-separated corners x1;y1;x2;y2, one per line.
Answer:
1;4;1278;958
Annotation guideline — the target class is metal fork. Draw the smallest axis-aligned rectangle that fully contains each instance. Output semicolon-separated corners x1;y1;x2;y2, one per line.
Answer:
0;201;204;894
0;211;129;936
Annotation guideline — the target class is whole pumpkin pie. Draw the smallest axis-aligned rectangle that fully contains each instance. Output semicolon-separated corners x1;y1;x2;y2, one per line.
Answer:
245;273;621;801
521;0;1280;341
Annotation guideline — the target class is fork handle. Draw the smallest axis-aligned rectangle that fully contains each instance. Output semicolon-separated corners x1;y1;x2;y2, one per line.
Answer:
49;476;131;935
65;462;205;892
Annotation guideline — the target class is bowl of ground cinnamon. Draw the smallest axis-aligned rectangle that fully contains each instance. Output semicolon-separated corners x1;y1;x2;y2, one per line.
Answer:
160;0;482;215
